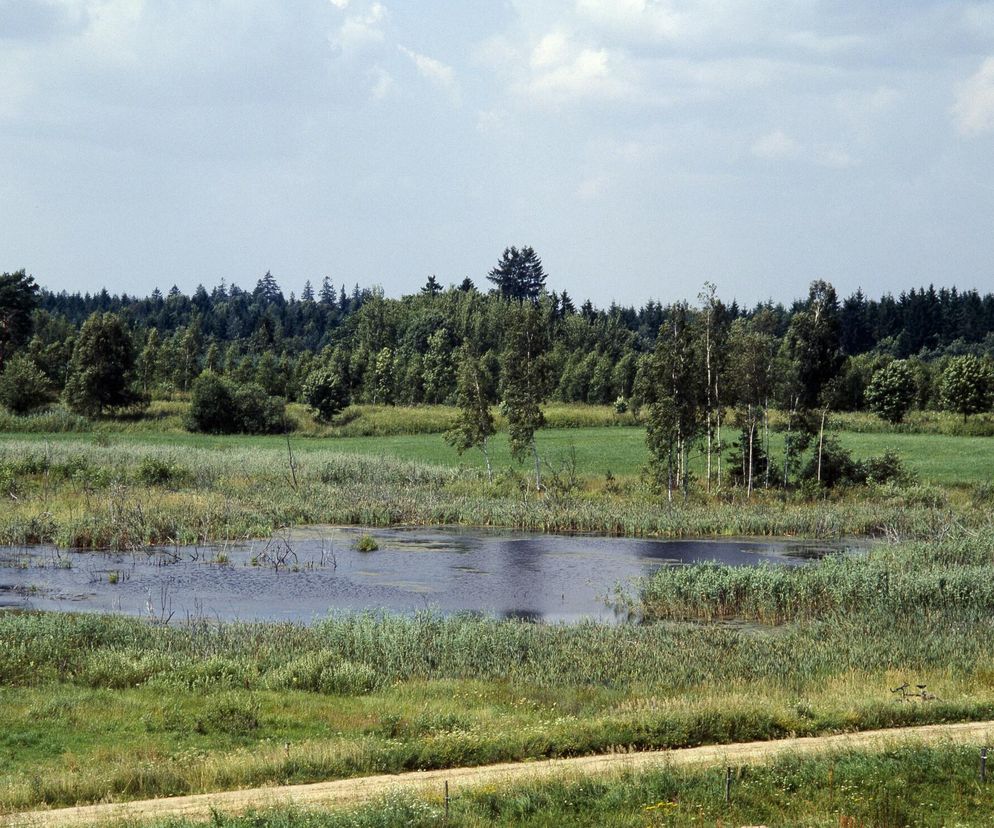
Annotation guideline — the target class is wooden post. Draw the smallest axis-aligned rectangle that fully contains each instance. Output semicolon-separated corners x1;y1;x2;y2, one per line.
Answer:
981;748;988;783
725;766;732;805
445;779;450;819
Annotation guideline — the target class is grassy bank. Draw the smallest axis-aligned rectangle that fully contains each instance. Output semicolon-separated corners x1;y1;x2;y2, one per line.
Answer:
3;610;994;813
148;744;994;827
0;402;640;439
0;437;971;548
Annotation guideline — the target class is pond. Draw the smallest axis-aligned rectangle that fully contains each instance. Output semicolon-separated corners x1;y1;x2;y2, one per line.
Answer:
0;528;845;624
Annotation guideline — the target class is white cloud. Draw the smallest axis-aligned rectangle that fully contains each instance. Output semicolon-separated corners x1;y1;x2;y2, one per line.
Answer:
369;65;395;100
399;45;458;96
953;56;994;135
816;147;855;168
531;30;571;68
331;2;388;56
520;30;638;105
751;131;856;167
574;0;683;41
328;0;350;8
751;129;800;160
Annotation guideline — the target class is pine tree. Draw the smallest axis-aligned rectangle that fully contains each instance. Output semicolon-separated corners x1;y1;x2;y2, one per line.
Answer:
301;280;315;302
421;275;443;297
487;246;546;302
319;277;336;307
254;271;284;305
0;270;39;370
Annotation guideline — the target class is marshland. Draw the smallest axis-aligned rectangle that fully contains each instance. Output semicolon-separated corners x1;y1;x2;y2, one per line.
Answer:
4;270;994;826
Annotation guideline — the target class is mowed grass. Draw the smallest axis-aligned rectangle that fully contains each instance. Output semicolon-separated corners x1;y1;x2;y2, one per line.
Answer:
8;424;990;486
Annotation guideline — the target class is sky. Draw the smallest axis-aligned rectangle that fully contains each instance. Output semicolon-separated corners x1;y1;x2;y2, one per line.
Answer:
2;0;994;307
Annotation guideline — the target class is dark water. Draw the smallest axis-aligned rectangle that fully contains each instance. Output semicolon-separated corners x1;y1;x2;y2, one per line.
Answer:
0;528;842;624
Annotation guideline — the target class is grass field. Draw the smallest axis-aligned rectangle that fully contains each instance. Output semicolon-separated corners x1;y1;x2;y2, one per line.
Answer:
146;744;994;827
5;419;993;486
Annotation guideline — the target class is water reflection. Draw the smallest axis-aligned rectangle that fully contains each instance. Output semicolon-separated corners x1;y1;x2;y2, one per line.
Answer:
0;528;847;625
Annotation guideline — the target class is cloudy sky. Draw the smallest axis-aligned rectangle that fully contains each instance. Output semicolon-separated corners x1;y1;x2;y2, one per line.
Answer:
2;0;994;306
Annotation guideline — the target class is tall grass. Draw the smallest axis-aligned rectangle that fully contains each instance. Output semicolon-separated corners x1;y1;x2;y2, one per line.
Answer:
6;601;994;811
637;526;994;623
0;438;969;549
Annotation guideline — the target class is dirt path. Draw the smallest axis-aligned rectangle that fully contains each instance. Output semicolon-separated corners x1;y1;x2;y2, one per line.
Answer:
7;720;994;827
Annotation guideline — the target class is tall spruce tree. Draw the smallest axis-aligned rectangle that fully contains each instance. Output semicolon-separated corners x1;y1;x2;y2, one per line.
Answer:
487;246;546;302
0;270;39;370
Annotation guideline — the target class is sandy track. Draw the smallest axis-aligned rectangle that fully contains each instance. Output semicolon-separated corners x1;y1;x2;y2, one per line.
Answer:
6;720;994;826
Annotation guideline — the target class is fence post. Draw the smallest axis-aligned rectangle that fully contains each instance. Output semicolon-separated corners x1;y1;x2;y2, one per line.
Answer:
725;766;733;805
445;779;450;820
981;748;988;783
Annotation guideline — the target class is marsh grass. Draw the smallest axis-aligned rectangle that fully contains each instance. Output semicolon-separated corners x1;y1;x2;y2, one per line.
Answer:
637;526;994;624
0;438;972;549
6;565;994;814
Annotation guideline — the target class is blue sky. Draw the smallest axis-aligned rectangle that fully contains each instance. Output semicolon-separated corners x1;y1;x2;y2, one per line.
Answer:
2;0;994;306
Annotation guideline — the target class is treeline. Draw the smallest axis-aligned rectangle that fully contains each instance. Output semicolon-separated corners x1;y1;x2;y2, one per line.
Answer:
2;252;994;459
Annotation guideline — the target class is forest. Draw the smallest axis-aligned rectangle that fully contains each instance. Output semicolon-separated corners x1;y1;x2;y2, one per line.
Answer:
3;248;994;498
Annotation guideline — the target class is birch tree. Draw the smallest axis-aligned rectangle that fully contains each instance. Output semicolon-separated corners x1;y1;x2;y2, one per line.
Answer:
446;343;497;482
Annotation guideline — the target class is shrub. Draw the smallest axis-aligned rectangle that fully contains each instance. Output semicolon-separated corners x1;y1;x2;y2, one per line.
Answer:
864;450;916;486
187;373;286;435
355;534;379;552
801;437;865;488
196;695;259;735
231;382;285;434
302;367;349;422
187;372;237;434
0;354;51;414
866;360;917;424
134;456;192;487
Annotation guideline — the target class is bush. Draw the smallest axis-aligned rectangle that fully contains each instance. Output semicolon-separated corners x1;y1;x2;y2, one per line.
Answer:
134;456;192;487
355;534;379;552
866;360;917;424
0;354;51;414
801;437;865;488
302;367;349;422
187;372;236;434
196;695;259;735
232;382;285;434
187;373;286;435
864;450;916;486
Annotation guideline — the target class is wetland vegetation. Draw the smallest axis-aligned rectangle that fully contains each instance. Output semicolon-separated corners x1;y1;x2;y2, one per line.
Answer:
4;270;994;825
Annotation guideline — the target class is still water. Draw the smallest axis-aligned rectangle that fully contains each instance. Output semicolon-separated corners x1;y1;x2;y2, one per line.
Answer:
0;528;841;624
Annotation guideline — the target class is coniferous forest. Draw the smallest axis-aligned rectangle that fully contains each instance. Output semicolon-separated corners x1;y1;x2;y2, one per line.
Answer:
4;246;994;419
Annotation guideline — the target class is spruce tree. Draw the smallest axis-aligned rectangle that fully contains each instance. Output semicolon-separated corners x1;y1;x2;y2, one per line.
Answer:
487;246;546;302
